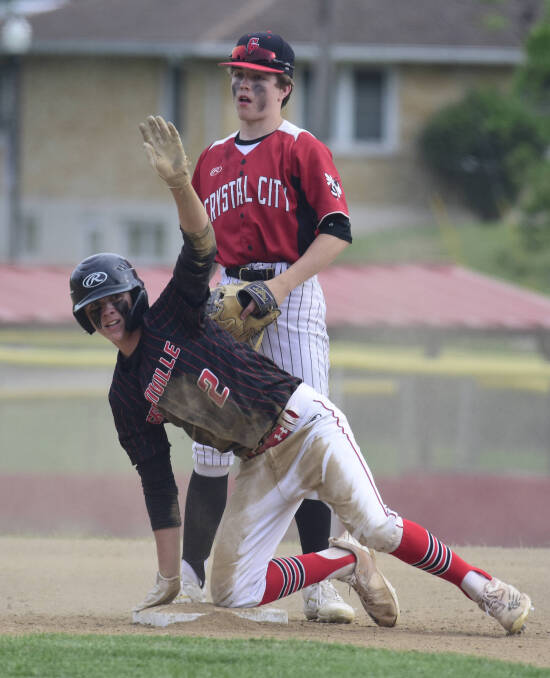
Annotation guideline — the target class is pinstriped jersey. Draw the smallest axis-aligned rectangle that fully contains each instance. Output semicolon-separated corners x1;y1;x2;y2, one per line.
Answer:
108;240;301;466
191;119;349;267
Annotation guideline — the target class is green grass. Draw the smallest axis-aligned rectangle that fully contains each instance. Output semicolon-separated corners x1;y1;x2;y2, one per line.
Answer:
340;219;550;295
341;222;451;265
0;394;194;474
0;635;545;678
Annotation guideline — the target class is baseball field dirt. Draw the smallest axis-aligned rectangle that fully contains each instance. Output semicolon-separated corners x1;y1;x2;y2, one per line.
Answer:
1;537;548;669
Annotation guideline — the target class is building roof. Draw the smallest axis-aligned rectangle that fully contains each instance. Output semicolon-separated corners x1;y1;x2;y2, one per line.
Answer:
2;263;550;335
324;264;550;332
16;0;543;63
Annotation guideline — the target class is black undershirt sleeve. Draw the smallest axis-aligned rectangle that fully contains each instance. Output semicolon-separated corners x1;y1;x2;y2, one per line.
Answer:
318;213;352;243
135;451;181;531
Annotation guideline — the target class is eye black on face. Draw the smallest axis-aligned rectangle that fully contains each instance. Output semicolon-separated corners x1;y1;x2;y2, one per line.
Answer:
87;294;121;312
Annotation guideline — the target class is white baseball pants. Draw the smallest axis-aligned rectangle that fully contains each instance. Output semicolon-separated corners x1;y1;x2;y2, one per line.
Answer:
209;383;404;608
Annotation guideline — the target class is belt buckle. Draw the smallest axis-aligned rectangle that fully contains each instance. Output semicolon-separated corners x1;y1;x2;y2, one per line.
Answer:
239;267;249;280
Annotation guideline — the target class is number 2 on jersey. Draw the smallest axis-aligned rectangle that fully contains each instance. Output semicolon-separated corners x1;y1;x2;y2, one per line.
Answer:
197;368;230;407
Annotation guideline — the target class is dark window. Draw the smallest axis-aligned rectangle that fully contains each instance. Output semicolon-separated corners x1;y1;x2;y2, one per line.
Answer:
126;221;165;259
354;69;384;141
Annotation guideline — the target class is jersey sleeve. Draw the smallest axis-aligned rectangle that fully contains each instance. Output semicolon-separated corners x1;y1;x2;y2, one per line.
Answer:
191;147;208;200
109;377;171;466
293;133;349;227
150;223;217;332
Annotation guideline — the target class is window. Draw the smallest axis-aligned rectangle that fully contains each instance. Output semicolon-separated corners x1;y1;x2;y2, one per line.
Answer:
86;229;102;255
301;67;314;134
300;64;397;154
354;69;383;141
0;61;12;126
82;212;102;255
125;220;166;260
21;215;39;253
162;62;186;132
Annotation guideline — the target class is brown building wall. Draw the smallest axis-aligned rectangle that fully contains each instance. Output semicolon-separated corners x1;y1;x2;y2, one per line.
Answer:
2;55;516;262
21;56;164;199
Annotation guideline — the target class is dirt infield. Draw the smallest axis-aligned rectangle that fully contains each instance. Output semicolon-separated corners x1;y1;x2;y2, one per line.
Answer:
1;537;548;669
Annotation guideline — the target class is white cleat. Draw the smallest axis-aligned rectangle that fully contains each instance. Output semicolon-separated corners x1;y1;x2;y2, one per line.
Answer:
477;577;532;634
302;580;355;623
172;579;206;604
330;533;399;628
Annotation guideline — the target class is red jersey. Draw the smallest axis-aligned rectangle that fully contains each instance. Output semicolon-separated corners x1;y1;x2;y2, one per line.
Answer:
192;120;349;267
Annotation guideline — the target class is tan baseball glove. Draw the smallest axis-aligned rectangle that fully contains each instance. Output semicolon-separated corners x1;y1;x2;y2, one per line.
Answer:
206;280;281;350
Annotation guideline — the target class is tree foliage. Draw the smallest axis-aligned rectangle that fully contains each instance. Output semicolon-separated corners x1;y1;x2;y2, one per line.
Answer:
418;89;546;220
514;0;550;131
514;0;550;250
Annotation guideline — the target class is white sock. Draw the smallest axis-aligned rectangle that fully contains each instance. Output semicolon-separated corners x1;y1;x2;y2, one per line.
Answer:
461;570;490;601
180;558;203;586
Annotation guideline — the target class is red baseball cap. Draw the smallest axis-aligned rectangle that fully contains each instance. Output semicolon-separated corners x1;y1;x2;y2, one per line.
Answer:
218;31;295;78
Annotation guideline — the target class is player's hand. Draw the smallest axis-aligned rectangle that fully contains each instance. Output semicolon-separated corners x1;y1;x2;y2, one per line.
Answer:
139;115;191;190
132;571;181;612
240;277;287;320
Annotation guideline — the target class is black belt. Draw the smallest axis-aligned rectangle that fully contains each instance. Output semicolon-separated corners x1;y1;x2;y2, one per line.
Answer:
225;266;275;282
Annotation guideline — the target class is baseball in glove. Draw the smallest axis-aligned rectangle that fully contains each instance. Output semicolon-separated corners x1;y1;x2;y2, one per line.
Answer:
206;280;280;350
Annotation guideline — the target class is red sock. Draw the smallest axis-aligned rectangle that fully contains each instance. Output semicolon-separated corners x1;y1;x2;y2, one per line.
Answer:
260;552;355;605
392;519;490;595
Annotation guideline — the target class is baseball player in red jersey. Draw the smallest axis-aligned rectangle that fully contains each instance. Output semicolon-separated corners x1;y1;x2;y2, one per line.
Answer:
69;115;532;635
178;31;354;622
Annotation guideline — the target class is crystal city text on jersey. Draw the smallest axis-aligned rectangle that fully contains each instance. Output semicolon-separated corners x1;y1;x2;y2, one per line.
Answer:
204;174;290;222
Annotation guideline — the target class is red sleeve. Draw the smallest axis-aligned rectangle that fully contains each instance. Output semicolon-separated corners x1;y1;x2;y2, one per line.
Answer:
191;147;209;200
292;132;349;225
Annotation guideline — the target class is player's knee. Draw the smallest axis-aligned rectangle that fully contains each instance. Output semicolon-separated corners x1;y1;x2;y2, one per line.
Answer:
210;579;253;608
210;563;236;607
211;568;264;608
359;514;402;553
210;585;231;607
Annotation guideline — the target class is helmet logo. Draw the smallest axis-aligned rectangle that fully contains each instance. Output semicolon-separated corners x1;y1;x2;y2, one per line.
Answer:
83;271;108;288
247;37;260;54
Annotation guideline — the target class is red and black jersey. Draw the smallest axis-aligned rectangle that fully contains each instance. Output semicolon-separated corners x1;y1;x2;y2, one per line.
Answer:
108;233;301;466
192;119;350;267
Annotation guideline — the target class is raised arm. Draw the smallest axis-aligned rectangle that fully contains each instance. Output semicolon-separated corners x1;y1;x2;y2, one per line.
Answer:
140;116;216;301
139;115;208;235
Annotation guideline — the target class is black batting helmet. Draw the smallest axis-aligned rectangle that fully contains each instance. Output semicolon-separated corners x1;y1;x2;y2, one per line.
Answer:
70;252;148;334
